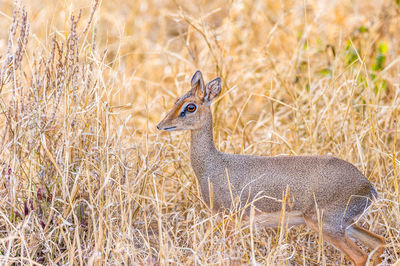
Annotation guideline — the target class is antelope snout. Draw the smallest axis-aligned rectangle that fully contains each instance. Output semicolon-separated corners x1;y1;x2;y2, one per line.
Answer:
156;120;178;131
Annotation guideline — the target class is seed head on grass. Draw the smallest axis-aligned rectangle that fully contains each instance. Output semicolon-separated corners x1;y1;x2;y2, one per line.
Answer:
0;0;399;265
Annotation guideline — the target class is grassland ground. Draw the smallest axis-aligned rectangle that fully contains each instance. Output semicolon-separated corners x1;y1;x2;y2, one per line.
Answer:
0;0;399;264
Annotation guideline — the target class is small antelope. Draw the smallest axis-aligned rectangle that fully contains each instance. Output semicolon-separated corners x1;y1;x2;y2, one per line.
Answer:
157;70;384;265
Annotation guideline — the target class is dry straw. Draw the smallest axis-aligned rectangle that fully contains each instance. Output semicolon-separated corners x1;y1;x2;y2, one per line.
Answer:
0;0;399;265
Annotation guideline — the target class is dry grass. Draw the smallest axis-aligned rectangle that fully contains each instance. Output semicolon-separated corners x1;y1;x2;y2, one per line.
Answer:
0;0;399;264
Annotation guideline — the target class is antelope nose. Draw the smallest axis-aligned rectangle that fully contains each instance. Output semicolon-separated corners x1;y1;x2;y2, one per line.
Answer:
156;124;161;130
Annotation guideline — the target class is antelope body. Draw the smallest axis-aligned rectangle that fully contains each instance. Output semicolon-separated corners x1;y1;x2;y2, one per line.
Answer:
157;71;384;265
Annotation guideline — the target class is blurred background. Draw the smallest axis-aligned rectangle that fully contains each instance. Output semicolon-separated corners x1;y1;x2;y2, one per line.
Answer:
0;0;399;264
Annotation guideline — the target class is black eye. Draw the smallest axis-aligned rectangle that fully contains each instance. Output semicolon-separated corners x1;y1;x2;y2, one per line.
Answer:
186;104;197;113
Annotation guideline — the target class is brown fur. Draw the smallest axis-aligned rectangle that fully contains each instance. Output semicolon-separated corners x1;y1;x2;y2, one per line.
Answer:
157;71;385;265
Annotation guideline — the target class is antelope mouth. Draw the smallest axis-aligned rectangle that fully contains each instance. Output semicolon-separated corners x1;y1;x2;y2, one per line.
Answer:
162;126;177;131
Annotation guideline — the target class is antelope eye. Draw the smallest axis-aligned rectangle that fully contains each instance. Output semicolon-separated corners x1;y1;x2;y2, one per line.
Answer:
186;104;197;113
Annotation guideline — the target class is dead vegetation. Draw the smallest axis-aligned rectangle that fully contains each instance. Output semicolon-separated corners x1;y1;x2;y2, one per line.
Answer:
0;0;399;264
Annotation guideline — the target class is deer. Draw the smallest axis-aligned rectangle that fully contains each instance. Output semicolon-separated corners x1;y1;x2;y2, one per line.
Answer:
157;70;385;265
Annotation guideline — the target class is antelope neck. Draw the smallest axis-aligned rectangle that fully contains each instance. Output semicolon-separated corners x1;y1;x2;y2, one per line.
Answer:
190;108;218;158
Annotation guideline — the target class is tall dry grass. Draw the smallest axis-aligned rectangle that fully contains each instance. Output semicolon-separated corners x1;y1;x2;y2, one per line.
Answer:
0;0;399;264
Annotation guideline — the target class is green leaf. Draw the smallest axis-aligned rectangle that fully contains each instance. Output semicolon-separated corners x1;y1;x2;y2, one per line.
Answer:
345;41;359;65
374;79;387;95
318;68;332;77
378;41;388;54
372;42;388;72
359;26;368;33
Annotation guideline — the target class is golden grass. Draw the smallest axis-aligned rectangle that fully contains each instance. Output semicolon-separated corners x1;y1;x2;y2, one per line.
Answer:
0;0;399;264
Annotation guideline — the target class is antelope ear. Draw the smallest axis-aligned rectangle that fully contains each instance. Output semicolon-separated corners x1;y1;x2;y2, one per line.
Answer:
191;70;205;98
204;77;221;104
